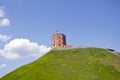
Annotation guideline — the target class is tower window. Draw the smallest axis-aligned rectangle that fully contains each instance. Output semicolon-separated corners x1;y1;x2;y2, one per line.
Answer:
53;44;55;46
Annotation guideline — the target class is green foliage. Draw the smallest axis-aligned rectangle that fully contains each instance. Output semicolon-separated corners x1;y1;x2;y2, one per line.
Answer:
1;48;120;80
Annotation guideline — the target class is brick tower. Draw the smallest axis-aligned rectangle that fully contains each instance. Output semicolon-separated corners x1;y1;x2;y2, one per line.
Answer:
51;31;66;48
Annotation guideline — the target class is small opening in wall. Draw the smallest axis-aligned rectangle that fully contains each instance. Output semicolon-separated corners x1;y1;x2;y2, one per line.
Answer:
53;44;55;46
58;44;61;46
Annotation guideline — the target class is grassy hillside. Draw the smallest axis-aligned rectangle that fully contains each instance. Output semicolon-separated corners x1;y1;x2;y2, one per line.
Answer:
1;48;120;80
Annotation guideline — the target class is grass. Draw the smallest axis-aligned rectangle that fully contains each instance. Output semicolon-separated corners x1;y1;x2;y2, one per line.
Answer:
1;48;120;80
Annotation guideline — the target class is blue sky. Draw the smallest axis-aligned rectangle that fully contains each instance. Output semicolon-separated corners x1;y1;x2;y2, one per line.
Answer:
0;0;120;77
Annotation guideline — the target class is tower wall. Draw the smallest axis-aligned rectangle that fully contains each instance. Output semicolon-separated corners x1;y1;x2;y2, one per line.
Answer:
51;33;66;48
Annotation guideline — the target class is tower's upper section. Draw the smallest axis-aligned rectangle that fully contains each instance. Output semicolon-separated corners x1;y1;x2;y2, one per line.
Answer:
51;33;66;48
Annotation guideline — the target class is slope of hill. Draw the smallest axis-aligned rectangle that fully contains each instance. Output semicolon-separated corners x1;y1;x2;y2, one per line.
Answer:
1;48;120;80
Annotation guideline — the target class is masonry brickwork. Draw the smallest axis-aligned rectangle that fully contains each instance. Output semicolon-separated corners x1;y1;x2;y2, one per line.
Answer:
51;33;66;48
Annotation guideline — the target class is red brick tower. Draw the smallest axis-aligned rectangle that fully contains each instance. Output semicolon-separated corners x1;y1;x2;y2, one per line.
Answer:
51;31;66;48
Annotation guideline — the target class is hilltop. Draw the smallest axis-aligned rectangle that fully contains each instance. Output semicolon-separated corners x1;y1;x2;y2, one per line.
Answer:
1;48;120;80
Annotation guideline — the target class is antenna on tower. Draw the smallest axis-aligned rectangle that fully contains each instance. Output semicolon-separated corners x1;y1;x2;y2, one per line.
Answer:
56;29;60;33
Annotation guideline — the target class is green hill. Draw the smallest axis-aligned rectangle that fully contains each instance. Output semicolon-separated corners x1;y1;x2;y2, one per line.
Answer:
1;48;120;80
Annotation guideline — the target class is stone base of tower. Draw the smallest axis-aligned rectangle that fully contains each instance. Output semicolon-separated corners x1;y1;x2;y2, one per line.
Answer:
52;45;74;50
52;45;91;50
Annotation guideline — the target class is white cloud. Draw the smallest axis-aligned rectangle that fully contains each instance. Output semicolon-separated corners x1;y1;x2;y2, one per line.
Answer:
0;7;10;27
0;39;51;59
0;64;6;69
0;18;10;26
0;8;5;17
0;34;11;42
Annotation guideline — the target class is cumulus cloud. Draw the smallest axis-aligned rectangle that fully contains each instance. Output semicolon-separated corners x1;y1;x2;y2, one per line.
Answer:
0;8;5;17
0;34;11;42
0;7;10;27
0;18;10;26
0;64;6;69
0;39;51;59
